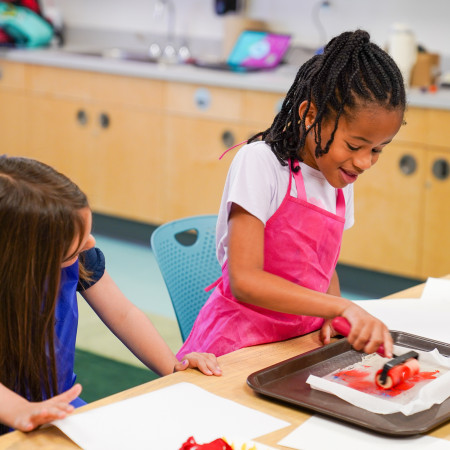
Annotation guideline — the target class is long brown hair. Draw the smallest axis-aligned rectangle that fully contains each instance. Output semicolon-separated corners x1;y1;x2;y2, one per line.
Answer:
0;155;89;406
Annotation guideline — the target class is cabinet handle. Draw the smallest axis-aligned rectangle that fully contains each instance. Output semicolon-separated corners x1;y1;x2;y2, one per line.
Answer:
76;109;88;126
221;130;235;148
99;113;110;129
399;154;417;176
432;158;450;180
194;87;211;110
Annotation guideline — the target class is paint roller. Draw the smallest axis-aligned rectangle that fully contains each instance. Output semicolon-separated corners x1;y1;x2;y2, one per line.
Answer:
331;317;420;389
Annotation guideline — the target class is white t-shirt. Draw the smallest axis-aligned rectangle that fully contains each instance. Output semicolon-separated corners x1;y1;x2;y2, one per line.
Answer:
216;141;354;265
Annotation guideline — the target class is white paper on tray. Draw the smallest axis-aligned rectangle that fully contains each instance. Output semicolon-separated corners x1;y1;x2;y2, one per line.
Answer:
51;382;290;450
307;346;450;415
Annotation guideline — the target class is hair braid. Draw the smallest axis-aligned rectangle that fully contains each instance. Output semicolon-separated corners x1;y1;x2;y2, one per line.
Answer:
248;29;406;170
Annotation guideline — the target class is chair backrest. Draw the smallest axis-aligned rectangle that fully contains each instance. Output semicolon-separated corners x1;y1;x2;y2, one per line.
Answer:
150;215;222;342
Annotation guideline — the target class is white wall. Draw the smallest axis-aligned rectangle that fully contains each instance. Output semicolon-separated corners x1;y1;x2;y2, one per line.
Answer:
45;0;448;56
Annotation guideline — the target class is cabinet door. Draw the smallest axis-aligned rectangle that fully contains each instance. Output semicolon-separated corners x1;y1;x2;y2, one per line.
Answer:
0;61;28;155
164;115;248;221
339;143;426;278
421;149;450;277
27;95;93;183
92;104;165;223
0;90;28;157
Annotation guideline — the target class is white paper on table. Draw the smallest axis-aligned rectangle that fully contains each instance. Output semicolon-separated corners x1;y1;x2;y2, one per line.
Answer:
421;277;450;301
352;297;450;343
50;382;289;450
278;415;450;450
306;345;450;415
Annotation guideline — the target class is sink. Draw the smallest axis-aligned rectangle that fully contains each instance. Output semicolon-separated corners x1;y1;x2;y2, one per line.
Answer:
60;47;164;64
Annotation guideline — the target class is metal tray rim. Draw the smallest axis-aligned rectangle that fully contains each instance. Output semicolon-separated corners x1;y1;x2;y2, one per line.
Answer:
247;331;450;436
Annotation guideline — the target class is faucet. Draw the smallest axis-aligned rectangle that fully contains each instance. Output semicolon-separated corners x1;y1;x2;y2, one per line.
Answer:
150;0;190;63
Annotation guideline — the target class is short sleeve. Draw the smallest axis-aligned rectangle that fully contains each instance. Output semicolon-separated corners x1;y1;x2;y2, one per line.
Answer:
77;247;106;291
224;142;285;224
216;142;289;265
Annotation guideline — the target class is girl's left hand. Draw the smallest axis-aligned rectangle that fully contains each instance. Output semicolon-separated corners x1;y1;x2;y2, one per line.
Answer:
319;319;335;346
174;352;222;376
13;384;82;432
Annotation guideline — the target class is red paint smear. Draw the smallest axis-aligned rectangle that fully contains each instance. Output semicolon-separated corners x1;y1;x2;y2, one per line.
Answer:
333;369;440;397
412;371;440;380
334;369;368;380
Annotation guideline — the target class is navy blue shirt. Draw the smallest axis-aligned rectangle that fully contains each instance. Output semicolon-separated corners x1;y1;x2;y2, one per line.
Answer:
77;247;105;292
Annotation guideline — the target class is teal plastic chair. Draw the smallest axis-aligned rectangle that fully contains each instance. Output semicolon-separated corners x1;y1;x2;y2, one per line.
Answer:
150;215;222;342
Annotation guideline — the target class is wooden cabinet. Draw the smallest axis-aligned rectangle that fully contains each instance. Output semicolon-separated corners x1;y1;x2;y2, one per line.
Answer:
0;61;283;225
163;83;241;220
422;147;450;276
339;107;450;279
339;142;426;277
162;82;283;221
3;64;166;223
0;61;28;156
5;58;450;279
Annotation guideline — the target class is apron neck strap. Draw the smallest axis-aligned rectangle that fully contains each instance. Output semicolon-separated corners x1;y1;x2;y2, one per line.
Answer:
336;189;346;218
292;160;346;218
291;161;307;200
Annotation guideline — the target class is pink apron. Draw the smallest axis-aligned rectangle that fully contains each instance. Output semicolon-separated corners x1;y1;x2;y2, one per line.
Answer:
177;162;346;358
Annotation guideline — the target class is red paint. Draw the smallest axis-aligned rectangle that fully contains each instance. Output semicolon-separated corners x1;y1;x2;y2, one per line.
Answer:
413;371;440;380
333;368;440;397
334;369;368;379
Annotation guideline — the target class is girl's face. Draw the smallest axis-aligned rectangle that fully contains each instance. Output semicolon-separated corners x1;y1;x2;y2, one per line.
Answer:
61;207;96;268
302;104;403;189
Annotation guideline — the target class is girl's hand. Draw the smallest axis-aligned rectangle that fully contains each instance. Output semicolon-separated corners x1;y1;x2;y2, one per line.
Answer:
319;318;335;346
13;384;82;432
340;304;394;358
174;352;222;376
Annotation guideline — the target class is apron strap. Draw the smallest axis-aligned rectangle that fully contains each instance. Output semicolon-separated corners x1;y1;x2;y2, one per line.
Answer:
336;189;346;218
219;140;248;160
291;161;307;201
205;277;220;292
292;160;346;218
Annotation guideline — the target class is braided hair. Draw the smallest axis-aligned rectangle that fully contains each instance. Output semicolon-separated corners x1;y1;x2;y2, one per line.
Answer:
248;29;406;171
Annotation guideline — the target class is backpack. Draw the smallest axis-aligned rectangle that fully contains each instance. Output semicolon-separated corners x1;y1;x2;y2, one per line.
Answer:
0;0;53;47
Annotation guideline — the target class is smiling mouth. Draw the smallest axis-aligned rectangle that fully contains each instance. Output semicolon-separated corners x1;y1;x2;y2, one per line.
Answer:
340;168;359;182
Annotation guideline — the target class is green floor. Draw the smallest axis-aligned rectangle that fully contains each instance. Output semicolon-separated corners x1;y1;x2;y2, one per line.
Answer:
74;349;159;403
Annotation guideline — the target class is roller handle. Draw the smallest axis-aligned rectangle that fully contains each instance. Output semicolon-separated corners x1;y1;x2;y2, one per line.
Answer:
331;317;387;357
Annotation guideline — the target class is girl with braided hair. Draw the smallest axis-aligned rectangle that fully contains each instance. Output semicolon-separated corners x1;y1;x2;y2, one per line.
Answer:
177;29;405;359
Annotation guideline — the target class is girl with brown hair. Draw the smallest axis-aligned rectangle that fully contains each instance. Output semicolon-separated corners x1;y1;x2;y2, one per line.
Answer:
0;155;221;433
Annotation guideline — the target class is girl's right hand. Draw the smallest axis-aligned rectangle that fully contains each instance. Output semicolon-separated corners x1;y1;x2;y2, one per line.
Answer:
175;352;222;376
13;384;82;432
338;304;393;358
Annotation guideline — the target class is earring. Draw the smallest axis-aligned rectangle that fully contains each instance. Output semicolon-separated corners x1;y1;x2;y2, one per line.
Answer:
306;125;310;130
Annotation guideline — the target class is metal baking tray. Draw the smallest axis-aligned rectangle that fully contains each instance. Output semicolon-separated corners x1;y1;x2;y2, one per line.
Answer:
247;331;450;436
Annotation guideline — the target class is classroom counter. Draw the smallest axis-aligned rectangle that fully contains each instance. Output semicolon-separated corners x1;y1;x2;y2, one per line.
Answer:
0;279;448;449
1;46;450;109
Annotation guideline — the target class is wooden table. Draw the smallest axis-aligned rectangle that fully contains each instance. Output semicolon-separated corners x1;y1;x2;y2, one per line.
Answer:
0;281;449;449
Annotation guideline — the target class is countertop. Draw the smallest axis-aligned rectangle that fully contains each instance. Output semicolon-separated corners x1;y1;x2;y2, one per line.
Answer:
2;46;450;110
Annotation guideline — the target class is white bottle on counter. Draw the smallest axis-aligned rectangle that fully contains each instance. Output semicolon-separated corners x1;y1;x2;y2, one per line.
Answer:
387;23;417;89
